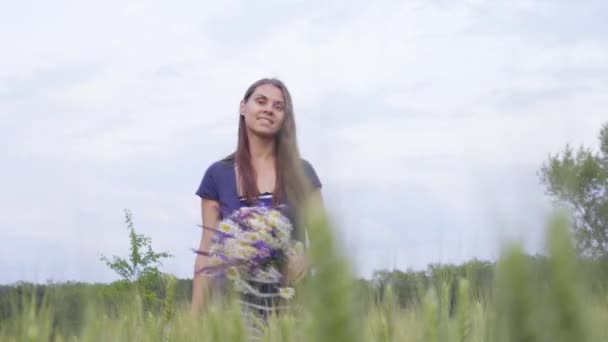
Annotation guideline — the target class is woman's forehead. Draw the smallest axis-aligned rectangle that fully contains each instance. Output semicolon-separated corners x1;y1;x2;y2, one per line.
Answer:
252;84;284;103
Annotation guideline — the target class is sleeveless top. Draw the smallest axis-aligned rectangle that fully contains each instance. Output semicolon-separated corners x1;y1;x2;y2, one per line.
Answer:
195;158;322;326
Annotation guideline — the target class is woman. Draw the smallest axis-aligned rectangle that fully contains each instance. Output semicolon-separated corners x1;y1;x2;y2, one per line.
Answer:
191;78;323;326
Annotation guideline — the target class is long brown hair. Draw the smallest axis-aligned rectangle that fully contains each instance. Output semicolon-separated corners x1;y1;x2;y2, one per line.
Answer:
224;78;313;223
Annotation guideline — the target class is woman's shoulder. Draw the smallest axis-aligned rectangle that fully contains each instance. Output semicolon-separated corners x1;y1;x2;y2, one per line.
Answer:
300;158;322;189
202;152;235;172
207;157;234;173
196;156;235;200
300;158;313;168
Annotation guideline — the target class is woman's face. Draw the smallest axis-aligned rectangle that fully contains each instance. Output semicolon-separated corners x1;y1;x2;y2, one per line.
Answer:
240;83;286;138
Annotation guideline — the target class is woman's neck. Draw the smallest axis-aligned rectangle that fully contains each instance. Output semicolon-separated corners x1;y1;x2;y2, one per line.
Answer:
248;133;276;162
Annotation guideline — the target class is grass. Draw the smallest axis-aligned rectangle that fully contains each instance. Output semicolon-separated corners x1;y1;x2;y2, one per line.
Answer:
1;210;606;341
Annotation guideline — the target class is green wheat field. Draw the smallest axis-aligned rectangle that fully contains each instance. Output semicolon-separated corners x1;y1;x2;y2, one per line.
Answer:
2;209;608;342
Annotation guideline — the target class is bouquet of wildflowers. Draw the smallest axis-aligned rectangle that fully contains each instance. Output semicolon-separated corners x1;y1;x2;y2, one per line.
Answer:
194;205;299;300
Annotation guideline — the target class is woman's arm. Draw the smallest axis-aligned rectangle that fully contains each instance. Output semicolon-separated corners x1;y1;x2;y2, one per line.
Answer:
191;198;221;316
286;188;325;285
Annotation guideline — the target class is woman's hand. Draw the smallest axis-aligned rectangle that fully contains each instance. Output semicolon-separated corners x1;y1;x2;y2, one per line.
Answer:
285;242;308;285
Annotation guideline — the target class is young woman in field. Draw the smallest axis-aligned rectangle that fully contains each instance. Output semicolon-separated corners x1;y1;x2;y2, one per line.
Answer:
191;78;323;325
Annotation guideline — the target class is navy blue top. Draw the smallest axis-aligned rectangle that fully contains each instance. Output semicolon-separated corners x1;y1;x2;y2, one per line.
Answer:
195;158;322;240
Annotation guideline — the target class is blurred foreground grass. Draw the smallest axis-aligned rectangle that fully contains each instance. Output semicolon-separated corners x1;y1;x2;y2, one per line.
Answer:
1;210;608;341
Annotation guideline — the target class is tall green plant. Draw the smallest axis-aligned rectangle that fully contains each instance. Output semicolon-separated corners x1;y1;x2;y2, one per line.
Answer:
100;209;172;308
100;209;172;282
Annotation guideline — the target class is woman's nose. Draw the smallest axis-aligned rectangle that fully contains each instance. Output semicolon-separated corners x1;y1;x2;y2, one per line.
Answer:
263;105;274;115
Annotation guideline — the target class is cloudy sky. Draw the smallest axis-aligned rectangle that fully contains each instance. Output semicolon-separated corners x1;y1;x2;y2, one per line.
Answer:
1;0;607;284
